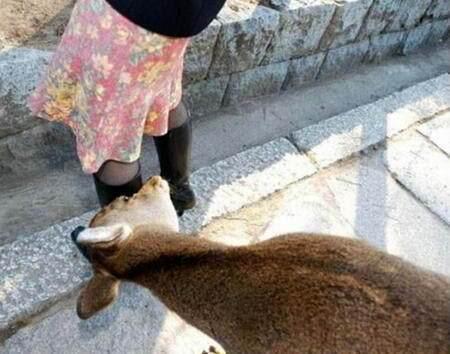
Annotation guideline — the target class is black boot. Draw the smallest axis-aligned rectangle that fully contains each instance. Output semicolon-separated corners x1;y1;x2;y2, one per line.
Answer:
153;120;196;216
93;167;143;207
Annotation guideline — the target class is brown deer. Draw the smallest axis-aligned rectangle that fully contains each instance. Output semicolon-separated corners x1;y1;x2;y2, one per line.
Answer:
72;176;450;354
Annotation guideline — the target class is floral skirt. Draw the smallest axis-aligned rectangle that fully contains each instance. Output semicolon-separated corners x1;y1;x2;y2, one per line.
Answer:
28;0;190;174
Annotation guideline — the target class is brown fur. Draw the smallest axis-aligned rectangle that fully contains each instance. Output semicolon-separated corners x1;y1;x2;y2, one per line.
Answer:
76;177;450;354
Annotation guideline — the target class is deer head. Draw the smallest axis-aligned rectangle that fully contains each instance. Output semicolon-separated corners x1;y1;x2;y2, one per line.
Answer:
72;176;180;319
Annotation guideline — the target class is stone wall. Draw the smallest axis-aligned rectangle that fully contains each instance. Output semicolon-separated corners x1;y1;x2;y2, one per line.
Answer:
183;0;450;116
0;0;449;173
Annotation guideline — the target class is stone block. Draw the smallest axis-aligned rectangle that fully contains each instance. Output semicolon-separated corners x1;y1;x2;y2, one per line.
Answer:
262;0;335;64
403;20;450;54
2;283;221;354
417;111;450;155
183;76;230;117
282;52;326;91
256;0;292;11
357;0;403;38
0;48;51;138
385;131;450;225
386;0;433;32
183;20;221;83
366;31;406;62
318;40;370;79
208;0;279;77
427;0;450;19
223;61;288;106
319;0;373;50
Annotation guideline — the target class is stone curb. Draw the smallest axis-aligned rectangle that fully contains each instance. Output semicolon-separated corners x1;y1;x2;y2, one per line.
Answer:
0;137;315;340
291;74;450;168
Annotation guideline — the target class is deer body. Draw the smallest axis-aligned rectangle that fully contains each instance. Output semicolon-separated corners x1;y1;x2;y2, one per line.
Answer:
74;177;450;354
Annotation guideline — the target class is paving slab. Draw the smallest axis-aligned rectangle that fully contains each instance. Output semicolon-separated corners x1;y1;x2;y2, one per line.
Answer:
325;152;450;276
384;131;450;225
291;74;450;168
1;283;221;354
417;111;450;154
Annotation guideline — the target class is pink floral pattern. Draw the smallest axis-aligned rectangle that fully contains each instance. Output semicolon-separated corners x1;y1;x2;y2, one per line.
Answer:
28;0;190;174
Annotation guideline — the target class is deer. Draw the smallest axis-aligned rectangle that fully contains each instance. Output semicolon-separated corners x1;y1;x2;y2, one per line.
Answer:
71;176;450;354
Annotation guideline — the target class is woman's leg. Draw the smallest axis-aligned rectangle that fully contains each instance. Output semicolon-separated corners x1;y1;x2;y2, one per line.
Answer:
153;101;196;216
93;159;143;207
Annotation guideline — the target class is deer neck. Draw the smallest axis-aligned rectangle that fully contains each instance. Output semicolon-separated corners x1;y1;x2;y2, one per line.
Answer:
112;229;236;338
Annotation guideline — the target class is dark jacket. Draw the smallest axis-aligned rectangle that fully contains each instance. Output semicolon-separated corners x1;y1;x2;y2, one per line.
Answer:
105;0;227;37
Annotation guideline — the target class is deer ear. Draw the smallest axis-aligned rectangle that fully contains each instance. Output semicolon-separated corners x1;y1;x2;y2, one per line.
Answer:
76;271;120;320
76;223;133;250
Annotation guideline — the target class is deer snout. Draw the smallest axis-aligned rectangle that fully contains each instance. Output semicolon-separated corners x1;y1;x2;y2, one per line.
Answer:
141;176;170;194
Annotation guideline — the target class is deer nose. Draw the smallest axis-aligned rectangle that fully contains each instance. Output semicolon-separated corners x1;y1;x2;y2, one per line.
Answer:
71;226;91;261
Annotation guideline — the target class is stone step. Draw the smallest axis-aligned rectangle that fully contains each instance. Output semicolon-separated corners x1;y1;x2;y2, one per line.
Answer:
1;73;449;345
1;43;450;245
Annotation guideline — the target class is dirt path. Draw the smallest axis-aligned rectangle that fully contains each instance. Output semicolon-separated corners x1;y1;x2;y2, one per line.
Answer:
0;0;75;49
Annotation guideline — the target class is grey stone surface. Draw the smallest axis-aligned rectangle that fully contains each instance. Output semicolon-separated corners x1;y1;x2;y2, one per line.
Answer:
403;20;450;54
257;0;292;11
384;131;450;225
386;0;433;32
291;74;450;168
417;111;450;154
183;20;221;83
2;283;220;354
262;0;335;64
0;122;76;176
261;174;358;240
427;0;450;19
325;152;450;276
357;0;402;38
282;52;326;90
183;76;229;117
223;61;288;106
208;0;279;77
0;166;95;247
0;211;94;336
0;48;51;138
318;40;370;79
181;138;316;232
0;136;315;337
319;0;373;50
366;31;406;62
